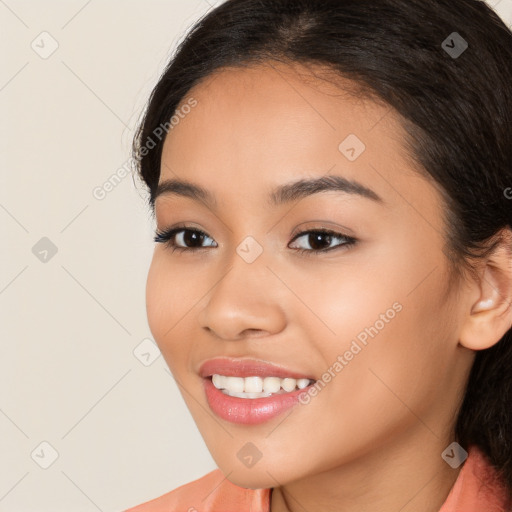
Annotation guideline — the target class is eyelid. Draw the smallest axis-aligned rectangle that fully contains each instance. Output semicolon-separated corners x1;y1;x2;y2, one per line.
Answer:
290;220;356;239
288;228;357;253
289;228;351;243
154;225;216;248
154;221;209;239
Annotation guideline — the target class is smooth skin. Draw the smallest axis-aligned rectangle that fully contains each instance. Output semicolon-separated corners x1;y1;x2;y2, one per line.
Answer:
146;61;512;512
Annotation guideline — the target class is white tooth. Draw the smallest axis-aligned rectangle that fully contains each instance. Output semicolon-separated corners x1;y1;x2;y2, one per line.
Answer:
214;374;310;396
282;378;297;392
212;374;225;389
244;376;263;393
224;376;244;393
297;378;310;389
263;377;281;393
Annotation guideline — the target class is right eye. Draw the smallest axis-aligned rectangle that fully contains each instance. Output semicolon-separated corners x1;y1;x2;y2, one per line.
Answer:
154;227;218;252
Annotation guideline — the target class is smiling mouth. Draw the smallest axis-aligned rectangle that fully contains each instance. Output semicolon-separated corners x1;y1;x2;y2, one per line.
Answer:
209;374;316;399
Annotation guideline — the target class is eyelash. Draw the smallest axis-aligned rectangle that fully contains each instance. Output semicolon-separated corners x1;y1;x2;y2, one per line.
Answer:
153;226;357;255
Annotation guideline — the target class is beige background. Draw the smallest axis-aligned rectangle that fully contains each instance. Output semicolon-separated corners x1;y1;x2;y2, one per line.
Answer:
1;1;511;510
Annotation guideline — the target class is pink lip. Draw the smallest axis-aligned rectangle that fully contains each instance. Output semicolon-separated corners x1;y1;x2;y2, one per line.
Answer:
203;378;312;425
199;357;315;380
199;357;316;425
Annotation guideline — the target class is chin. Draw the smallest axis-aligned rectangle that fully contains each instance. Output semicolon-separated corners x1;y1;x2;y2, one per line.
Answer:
223;461;306;491
224;469;277;490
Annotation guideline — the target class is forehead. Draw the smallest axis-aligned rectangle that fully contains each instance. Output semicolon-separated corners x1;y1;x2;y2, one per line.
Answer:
158;61;430;215
164;61;403;158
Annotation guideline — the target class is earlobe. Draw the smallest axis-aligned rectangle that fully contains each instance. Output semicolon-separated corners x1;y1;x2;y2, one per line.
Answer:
459;228;512;351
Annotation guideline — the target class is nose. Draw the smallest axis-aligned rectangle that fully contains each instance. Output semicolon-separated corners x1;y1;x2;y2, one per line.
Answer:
197;248;288;341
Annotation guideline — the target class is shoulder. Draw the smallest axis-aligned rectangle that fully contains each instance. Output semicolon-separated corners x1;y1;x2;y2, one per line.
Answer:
439;444;512;512
123;469;271;512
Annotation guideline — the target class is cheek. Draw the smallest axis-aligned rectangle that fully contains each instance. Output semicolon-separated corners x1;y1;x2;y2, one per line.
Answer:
282;249;408;353
146;254;172;340
296;239;455;410
317;274;455;436
145;253;199;369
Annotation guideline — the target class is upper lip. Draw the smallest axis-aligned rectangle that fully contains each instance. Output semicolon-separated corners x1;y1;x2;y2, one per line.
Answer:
199;357;316;380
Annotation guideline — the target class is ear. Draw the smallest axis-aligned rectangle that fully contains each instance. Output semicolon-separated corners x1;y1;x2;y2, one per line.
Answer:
459;227;512;351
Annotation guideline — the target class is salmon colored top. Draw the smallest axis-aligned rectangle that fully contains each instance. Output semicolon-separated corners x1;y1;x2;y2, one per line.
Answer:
124;445;511;512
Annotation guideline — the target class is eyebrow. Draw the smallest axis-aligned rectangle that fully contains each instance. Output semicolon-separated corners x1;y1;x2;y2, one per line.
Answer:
153;175;383;208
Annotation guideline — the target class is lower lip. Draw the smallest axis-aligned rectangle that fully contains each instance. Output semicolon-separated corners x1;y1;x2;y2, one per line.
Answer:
203;378;311;425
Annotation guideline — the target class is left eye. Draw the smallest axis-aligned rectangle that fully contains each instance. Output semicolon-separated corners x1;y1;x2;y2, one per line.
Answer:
288;230;357;253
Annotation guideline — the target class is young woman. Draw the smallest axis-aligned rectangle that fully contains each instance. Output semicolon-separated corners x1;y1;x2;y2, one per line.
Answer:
125;0;512;510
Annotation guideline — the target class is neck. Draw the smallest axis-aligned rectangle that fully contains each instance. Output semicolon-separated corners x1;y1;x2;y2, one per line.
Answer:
270;427;462;512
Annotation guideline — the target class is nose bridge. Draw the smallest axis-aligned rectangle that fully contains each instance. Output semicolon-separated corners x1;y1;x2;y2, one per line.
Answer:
197;235;287;339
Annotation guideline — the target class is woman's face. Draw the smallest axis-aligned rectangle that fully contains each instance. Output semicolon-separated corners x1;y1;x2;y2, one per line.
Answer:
146;62;474;488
